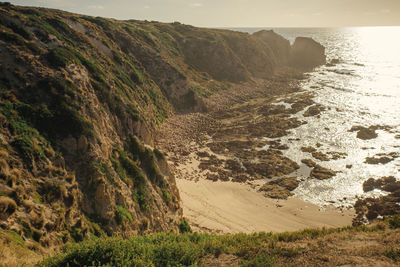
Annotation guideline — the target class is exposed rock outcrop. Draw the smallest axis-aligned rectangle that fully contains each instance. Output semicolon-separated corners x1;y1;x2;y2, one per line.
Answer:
289;37;326;70
253;30;291;65
354;176;400;225
310;165;336;180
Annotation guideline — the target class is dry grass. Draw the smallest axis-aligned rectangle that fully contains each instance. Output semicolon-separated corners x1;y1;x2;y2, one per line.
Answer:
0;196;17;219
0;158;10;177
274;226;400;266
0;230;44;267
10;168;21;180
44;164;66;177
0;149;9;159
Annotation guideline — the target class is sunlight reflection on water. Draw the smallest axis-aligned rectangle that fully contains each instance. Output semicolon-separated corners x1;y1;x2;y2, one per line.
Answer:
237;27;400;207
283;27;400;206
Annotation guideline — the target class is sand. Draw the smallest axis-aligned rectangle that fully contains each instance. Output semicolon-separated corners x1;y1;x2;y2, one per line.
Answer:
177;178;354;234
156;81;355;234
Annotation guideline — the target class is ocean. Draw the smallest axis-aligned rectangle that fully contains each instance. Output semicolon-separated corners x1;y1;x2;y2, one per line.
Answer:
231;27;400;207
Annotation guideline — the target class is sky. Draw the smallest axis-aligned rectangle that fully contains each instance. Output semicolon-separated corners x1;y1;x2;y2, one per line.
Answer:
8;0;400;27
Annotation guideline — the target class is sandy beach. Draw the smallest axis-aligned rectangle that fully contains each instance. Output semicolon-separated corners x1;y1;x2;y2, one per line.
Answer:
177;178;353;233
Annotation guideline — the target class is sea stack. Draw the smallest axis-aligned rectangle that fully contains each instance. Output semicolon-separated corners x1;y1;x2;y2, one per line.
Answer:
289;37;326;70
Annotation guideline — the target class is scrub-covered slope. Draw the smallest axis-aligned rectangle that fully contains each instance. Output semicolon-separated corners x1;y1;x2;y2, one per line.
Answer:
0;2;286;249
0;1;326;258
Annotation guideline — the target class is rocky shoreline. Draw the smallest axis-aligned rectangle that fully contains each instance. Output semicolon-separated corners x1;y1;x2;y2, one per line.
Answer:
156;75;344;195
156;76;357;233
157;66;400;232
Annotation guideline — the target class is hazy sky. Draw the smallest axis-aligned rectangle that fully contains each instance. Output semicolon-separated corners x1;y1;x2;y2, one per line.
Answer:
8;0;400;27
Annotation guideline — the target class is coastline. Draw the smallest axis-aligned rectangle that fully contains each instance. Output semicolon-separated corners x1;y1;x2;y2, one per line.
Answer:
156;77;355;233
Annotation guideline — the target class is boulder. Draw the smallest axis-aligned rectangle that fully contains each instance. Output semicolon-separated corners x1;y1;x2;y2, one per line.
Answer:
268;177;299;191
259;184;293;199
363;176;398;192
301;158;317;168
310;165;336;180
289;37;326;70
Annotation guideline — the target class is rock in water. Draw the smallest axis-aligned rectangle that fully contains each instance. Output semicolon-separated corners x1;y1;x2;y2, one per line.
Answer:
289;37;326;70
310;165;336;180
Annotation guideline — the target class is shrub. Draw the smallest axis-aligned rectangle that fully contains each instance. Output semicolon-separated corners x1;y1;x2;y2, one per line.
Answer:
31;77;94;139
28;16;60;39
1;102;52;160
385;247;400;262
132;187;150;211
388;215;400;229
190;84;211;98
0;15;33;40
0;30;25;46
46;47;80;68
116;205;133;223
179;220;191;233
162;188;170;202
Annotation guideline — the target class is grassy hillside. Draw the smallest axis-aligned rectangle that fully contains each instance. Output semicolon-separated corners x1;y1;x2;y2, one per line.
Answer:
0;0;288;257
0;2;350;266
38;216;400;266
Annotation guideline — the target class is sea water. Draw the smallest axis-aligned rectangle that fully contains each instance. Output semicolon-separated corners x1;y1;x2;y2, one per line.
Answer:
232;27;400;207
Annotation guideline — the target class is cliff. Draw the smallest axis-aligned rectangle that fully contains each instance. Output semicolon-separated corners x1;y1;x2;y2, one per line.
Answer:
0;2;326;255
253;29;291;65
289;37;326;70
253;30;326;71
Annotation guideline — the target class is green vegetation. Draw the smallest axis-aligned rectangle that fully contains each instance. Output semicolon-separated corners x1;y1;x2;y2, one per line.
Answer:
116;205;133;223
93;162;117;187
179;220;191;233
388;215;400;229
39;232;269;266
28;16;61;40
162;188;171;202
0;102;52;160
0;14;33;40
37;221;400;267
190;84;211;98
46;47;80;68
33;77;94;139
110;148;151;211
385;247;400;262
127;136;166;186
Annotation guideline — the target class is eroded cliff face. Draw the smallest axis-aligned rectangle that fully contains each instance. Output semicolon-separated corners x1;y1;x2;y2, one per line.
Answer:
253;30;291;65
0;2;326;251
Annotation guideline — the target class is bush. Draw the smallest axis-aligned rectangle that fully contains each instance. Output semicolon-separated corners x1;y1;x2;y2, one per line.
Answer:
33;77;94;139
0;15;33;40
388;215;400;229
162;188;170;202
116;205;133;223
179;220;191;233
46;47;80;68
385;247;400;262
1;103;51;160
